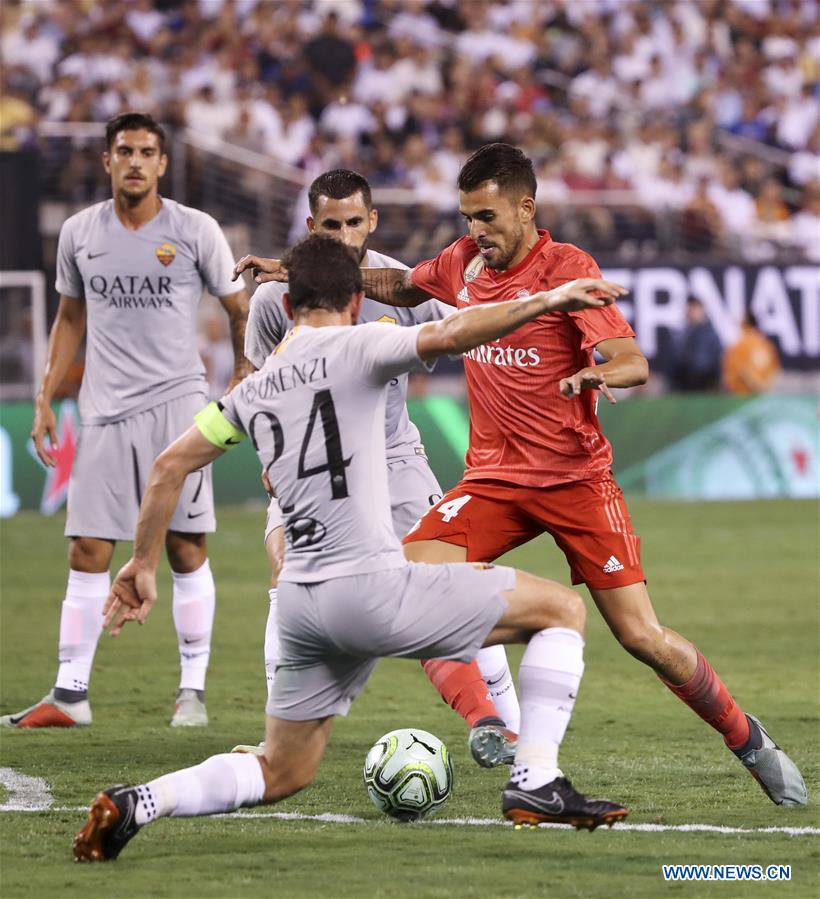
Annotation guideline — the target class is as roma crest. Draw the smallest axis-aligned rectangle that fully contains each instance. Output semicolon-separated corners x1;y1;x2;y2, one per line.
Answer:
156;242;176;267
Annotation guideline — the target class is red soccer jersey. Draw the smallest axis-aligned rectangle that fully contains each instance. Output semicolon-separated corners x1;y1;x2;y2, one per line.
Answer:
411;230;635;487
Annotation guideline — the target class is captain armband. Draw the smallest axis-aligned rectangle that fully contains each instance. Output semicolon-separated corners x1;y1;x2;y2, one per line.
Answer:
194;401;247;450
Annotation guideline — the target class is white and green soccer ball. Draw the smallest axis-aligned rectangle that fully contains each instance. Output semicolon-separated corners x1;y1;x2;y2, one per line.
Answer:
363;728;454;821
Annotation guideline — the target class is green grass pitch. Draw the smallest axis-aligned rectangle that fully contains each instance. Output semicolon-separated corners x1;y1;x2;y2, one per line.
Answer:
1;500;818;898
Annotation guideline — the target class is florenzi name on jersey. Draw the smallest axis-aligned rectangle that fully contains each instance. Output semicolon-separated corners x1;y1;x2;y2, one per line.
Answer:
464;343;541;367
242;356;328;402
90;274;173;309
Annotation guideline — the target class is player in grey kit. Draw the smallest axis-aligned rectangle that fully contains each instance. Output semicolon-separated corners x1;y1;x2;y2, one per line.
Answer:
233;171;521;759
238;171;447;707
73;234;629;862
0;113;250;730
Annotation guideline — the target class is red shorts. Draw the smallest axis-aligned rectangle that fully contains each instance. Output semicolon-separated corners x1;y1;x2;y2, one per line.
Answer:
403;473;644;590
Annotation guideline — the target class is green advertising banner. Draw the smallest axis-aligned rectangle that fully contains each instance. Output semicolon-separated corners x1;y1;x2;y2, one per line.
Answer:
1;394;817;518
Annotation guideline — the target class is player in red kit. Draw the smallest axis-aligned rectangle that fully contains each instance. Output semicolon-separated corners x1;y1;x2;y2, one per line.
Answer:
236;144;807;822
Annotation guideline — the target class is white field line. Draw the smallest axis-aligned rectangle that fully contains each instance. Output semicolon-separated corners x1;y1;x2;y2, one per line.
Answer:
0;768;53;811
11;805;819;837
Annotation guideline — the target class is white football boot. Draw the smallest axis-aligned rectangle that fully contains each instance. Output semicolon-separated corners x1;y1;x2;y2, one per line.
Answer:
170;689;208;727
733;715;808;806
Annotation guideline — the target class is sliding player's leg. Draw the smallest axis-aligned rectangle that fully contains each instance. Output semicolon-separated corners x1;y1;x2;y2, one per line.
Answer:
318;559;624;830
73;715;333;863
0;535;114;728
483;568;628;830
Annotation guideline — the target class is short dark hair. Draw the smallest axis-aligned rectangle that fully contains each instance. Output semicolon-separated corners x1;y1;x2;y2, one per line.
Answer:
105;113;166;153
308;169;372;215
283;234;363;313
458;143;537;199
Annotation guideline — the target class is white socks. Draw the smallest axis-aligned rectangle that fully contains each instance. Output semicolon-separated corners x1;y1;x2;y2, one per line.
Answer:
135;752;265;824
55;570;110;694
172;559;215;693
511;627;585;791
476;645;520;732
264;588;279;703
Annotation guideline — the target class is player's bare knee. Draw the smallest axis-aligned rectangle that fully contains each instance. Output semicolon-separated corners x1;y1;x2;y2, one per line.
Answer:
550;586;585;633
615;621;663;664
166;531;207;573
259;757;316;803
68;537;112;573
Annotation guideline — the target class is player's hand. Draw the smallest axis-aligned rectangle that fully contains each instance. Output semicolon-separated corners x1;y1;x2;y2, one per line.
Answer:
31;400;58;467
232;255;288;284
536;279;627;312
103;557;159;636
227;361;253;391
559;368;616;404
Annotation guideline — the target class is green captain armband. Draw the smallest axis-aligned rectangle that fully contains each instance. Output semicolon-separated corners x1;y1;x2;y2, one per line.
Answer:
195;402;247;450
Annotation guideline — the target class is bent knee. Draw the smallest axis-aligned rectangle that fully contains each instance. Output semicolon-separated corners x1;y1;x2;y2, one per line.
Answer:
556;588;586;632
261;766;314;803
615;622;665;662
166;532;207;572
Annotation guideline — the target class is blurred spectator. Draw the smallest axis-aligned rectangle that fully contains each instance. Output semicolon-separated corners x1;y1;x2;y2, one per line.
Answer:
184;85;238;138
722;313;782;395
708;165;755;236
670;297;723;392
789;124;820;187
0;68;37;150
681;177;723;253
754;177;792;243
303;10;357;106
790;182;820;262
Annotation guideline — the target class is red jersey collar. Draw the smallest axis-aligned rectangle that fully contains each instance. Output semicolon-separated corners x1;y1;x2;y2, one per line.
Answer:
483;229;552;281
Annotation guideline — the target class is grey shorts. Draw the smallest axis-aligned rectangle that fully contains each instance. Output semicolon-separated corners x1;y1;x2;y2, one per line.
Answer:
263;453;442;543
267;562;514;720
385;453;443;539
65;392;215;541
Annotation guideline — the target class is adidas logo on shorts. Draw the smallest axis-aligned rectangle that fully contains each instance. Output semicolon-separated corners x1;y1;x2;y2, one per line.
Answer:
602;555;624;573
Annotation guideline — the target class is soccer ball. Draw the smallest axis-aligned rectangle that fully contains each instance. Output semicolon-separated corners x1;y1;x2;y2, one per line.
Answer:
363;728;454;821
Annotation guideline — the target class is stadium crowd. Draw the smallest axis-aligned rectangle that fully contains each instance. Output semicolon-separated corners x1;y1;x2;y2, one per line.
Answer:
1;0;818;263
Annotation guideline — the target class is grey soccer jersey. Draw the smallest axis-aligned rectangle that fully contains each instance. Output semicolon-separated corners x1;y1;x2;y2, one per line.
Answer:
219;323;430;582
55;198;237;424
244;248;448;460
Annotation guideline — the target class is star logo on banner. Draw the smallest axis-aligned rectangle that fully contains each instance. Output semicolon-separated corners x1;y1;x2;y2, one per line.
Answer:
27;401;78;515
791;446;809;475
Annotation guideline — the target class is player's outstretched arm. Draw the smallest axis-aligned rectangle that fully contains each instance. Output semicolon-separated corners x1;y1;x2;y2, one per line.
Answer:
104;426;224;635
31;295;86;467
559;336;649;404
417;278;627;361
232;255;287;284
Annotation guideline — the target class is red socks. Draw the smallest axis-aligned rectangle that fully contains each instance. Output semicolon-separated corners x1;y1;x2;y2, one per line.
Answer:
661;651;750;749
420;659;501;727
